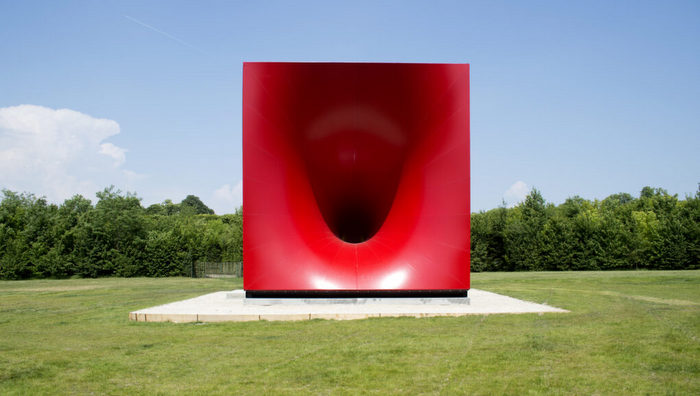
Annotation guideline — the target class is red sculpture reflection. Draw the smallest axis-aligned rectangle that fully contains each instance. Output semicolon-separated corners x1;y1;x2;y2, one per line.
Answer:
243;62;470;297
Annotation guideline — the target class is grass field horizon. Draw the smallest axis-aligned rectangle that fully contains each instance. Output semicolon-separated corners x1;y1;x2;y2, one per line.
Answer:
1;270;698;394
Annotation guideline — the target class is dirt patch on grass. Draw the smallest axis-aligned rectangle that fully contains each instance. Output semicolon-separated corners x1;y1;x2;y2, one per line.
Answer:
595;291;699;306
3;285;105;292
520;287;700;306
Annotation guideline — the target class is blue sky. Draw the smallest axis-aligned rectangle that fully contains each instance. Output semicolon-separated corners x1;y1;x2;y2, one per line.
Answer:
1;1;698;214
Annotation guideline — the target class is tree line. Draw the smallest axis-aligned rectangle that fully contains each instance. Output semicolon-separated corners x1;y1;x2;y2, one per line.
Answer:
471;186;699;272
0;185;697;280
0;187;241;279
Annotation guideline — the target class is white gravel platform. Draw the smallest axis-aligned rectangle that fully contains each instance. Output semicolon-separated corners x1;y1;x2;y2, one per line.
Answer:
129;289;568;322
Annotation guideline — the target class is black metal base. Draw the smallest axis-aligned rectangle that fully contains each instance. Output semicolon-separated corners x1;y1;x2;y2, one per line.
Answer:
245;289;469;299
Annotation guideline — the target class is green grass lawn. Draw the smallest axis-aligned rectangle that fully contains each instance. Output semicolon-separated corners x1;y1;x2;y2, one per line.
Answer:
0;271;698;395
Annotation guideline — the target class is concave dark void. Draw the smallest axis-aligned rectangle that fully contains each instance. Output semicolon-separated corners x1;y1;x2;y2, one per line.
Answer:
302;124;408;243
284;65;424;244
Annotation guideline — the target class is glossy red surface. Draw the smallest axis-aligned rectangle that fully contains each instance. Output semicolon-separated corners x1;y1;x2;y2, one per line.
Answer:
243;62;470;292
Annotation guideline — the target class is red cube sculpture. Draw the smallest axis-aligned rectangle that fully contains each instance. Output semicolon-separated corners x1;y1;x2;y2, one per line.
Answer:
243;62;470;297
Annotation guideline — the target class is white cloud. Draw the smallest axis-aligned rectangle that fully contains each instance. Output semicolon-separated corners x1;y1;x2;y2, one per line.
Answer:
0;104;129;202
211;180;243;214
504;180;530;207
99;142;126;166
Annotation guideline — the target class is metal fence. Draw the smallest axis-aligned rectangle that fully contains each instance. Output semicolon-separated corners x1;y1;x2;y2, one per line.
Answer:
193;261;243;278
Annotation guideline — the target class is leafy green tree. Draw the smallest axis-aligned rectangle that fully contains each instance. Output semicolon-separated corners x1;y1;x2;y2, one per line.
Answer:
0;191;60;279
72;187;146;277
145;203;165;215
470;204;507;271
180;195;215;215
504;189;549;271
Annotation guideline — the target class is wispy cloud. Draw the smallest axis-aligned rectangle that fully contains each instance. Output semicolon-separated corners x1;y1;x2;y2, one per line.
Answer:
124;15;207;55
99;142;126;166
211;180;243;214
504;180;530;207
